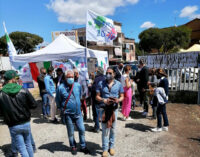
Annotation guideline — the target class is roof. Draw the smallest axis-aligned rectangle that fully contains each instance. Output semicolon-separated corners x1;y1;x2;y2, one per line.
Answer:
184;18;200;26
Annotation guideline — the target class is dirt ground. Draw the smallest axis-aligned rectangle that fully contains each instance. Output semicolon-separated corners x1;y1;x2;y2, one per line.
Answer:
0;88;200;157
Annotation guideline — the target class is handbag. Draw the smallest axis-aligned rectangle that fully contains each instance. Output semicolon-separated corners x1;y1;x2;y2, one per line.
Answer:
60;83;74;124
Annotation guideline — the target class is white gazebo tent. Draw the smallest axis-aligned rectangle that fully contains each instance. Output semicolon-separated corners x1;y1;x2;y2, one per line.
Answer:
13;34;108;64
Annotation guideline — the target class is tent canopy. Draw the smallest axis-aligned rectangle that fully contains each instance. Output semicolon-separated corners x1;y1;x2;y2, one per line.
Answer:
179;44;200;53
13;34;108;62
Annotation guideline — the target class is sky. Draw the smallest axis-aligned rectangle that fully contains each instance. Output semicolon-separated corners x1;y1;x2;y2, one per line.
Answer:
0;0;200;44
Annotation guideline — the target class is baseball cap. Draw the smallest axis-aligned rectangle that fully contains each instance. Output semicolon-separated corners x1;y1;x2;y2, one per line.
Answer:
4;70;19;80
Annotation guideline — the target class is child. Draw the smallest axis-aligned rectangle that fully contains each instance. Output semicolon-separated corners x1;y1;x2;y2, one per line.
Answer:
151;87;169;132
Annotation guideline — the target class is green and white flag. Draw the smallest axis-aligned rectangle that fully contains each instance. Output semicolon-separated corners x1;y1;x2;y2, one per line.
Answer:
3;22;17;58
86;10;117;43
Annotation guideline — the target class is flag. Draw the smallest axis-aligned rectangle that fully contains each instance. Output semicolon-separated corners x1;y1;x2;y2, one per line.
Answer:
86;10;117;43
3;22;17;60
29;62;51;82
3;22;34;88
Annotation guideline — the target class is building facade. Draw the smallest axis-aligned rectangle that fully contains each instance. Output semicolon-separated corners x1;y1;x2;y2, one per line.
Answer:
184;18;200;46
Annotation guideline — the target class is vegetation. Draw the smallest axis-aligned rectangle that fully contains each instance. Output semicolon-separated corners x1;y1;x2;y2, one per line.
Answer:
138;26;191;54
0;31;43;55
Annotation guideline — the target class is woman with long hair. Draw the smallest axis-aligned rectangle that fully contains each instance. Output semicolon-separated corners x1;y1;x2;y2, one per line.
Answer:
121;65;132;120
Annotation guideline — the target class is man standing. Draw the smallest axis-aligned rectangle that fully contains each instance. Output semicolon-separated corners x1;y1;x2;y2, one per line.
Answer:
114;61;124;82
54;68;65;88
44;67;57;122
0;70;37;157
91;67;105;132
56;70;90;155
137;59;149;117
96;67;124;157
37;67;50;119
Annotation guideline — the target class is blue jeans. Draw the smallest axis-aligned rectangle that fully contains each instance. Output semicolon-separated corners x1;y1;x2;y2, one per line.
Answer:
41;93;50;116
93;106;102;130
101;109;118;151
157;104;169;128
65;114;86;149
9;122;33;157
9;128;36;154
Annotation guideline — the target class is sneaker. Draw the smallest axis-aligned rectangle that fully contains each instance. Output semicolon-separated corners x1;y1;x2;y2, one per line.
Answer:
94;128;100;133
102;151;109;157
51;118;58;123
142;112;148;116
71;147;77;155
126;117;133;121
80;147;90;154
122;116;126;121
109;148;115;156
151;127;162;132
162;126;168;131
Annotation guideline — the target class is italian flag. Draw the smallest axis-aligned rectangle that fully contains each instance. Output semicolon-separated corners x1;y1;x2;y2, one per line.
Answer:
29;62;51;82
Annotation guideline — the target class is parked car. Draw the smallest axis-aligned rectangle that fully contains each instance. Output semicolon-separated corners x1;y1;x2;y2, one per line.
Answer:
164;69;180;89
181;68;198;82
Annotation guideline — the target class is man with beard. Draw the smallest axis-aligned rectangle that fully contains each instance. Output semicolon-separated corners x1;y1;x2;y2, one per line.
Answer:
96;67;124;157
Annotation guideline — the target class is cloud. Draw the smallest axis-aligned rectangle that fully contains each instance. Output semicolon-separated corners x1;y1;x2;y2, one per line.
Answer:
140;21;155;29
179;5;200;19
46;0;139;25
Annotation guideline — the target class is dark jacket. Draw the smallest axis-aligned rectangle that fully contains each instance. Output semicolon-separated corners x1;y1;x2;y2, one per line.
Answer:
114;67;124;82
138;66;149;89
54;74;65;88
91;74;105;101
158;77;169;96
0;88;37;127
37;74;47;95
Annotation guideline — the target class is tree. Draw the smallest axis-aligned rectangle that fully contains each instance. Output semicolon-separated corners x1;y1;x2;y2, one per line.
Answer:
135;42;147;57
139;28;163;53
0;31;43;55
139;26;191;54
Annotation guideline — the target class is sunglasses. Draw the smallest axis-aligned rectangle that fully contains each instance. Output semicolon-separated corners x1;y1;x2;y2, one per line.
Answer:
106;72;113;75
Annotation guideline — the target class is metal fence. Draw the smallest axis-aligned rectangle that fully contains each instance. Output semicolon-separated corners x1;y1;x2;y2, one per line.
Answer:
166;68;199;91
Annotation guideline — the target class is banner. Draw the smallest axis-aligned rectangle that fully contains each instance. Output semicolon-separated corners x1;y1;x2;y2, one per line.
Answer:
18;63;34;88
51;31;78;42
52;61;73;72
138;52;200;69
86;10;117;43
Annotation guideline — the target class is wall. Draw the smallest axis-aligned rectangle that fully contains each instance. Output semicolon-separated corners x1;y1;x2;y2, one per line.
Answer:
169;91;198;104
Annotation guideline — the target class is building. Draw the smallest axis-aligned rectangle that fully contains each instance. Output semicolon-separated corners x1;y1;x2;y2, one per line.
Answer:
184;18;200;46
73;21;135;64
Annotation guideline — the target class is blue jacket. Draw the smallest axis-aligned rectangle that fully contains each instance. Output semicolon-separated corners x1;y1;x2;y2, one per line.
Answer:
44;75;56;96
56;82;82;115
158;77;169;96
96;79;124;108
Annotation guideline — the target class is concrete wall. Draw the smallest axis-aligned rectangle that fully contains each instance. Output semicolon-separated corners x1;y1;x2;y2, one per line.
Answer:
135;90;198;104
169;91;198;104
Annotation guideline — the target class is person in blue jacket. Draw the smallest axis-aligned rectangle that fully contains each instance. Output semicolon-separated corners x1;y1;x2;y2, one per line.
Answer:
56;70;90;155
44;67;57;123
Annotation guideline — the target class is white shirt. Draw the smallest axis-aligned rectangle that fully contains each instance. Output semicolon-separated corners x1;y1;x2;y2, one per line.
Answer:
121;73;130;88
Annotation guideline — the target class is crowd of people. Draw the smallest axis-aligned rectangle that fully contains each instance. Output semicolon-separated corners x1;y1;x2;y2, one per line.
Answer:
0;59;169;157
